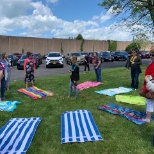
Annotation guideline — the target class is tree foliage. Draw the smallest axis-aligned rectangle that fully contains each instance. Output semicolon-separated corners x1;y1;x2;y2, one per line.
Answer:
125;42;141;51
76;34;84;40
99;0;154;39
108;40;117;51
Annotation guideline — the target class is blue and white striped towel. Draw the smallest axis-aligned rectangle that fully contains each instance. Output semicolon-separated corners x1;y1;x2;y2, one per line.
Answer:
0;117;42;154
61;110;103;144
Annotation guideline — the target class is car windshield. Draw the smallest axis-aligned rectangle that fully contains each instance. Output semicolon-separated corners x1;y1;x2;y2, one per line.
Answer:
48;53;61;57
8;55;13;58
102;52;110;56
21;55;27;59
71;53;80;57
80;52;87;56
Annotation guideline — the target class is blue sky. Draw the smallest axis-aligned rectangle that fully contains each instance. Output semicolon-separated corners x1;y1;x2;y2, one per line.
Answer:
0;0;133;41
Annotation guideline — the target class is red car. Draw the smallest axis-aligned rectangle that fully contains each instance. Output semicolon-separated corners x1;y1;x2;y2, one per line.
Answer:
139;51;150;59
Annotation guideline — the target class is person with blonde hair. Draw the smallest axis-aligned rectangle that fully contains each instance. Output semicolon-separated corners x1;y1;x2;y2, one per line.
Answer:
1;52;11;91
141;47;154;122
68;56;80;98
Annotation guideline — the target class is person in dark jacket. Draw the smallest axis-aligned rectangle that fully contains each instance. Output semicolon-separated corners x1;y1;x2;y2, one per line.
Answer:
84;53;90;73
125;50;132;71
68;56;80;98
130;50;142;90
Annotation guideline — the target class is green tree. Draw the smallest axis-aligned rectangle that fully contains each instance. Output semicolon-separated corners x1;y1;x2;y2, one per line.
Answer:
125;42;141;51
108;40;117;51
76;34;84;52
75;34;84;40
99;0;154;38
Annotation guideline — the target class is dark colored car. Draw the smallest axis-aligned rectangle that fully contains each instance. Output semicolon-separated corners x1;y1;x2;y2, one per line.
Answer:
17;54;38;70
33;53;42;65
32;54;39;68
101;52;114;62
111;51;127;61
13;53;22;59
139;51;150;59
7;54;19;66
88;51;103;63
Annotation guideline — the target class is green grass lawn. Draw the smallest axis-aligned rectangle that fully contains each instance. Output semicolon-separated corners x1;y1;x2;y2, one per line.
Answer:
1;65;154;154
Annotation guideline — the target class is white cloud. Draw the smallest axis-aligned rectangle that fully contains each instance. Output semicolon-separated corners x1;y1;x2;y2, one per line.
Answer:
0;0;133;41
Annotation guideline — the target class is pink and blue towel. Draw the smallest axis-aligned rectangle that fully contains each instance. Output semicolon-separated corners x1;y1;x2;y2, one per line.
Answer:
95;87;132;96
98;103;154;125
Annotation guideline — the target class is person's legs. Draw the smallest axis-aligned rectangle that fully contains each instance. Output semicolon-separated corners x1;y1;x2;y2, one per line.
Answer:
1;77;6;100
68;80;73;97
87;64;90;71
134;70;140;89
131;69;135;88
73;83;78;98
97;67;102;82
144;99;154;122
95;69;99;82
84;62;87;72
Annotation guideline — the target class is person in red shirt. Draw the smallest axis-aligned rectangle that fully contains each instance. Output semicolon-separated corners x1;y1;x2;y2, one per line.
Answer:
142;47;154;122
24;52;36;88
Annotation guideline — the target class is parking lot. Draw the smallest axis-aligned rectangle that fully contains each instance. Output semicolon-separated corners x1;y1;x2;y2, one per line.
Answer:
10;59;151;81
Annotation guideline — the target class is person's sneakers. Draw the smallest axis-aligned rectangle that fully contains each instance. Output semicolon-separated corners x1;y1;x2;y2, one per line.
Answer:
143;119;150;123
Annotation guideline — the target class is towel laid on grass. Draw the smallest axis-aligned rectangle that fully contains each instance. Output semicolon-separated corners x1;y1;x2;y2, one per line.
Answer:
95;87;132;96
116;95;146;105
0;101;21;112
18;86;54;99
0;117;42;154
61;110;103;144
77;81;101;90
98;103;154;125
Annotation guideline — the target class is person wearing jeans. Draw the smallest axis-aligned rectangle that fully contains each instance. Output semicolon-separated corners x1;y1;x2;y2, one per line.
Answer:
130;50;142;90
68;56;80;98
93;52;102;82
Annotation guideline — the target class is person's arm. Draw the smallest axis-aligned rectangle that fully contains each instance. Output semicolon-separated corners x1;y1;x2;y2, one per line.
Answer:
24;59;28;74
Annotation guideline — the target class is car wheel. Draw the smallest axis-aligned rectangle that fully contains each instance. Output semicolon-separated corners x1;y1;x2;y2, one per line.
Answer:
17;65;20;70
46;65;49;68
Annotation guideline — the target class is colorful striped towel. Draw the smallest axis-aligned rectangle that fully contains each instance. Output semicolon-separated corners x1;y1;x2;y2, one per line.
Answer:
61;110;103;144
77;81;101;90
98;103;154;125
0;117;42;154
116;95;146;105
0;101;21;112
17;86;54;99
95;87;132;96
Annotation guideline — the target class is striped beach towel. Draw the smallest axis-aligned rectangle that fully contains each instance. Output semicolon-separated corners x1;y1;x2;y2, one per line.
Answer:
77;81;101;90
0;117;42;154
17;86;54;99
61;110;103;144
98;103;154;125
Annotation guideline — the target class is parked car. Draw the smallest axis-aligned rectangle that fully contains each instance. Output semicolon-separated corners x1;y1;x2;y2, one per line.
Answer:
32;54;39;68
80;51;88;57
33;53;42;65
139;51;150;58
65;52;84;65
121;51;128;59
17;54;38;70
111;51;127;61
13;53;22;59
7;54;19;66
101;51;114;62
46;52;64;68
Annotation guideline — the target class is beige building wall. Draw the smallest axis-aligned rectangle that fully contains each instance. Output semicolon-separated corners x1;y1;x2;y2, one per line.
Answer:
3;35;153;55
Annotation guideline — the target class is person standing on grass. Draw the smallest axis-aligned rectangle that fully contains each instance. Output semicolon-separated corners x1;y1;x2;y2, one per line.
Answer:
130;50;142;90
24;52;36;88
93;52;102;82
141;47;154;123
68;56;79;98
84;53;90;73
1;52;11;91
0;61;7;101
125;49;132;71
